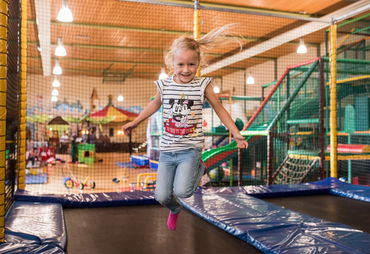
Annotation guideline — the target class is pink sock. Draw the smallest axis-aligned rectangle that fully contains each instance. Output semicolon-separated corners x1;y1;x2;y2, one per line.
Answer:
167;212;179;230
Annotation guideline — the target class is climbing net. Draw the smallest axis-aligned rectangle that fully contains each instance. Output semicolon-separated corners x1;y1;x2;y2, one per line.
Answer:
273;155;319;184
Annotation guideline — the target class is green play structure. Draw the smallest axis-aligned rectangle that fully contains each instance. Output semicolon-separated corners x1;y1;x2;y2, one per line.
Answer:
203;54;370;186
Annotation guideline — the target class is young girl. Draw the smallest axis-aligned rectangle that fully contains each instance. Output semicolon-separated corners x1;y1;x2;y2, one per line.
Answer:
122;24;248;230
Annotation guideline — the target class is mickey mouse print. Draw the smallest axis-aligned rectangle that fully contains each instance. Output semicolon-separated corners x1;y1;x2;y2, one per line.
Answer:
164;96;197;135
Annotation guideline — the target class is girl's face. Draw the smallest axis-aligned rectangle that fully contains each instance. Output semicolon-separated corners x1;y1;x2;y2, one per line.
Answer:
173;49;199;84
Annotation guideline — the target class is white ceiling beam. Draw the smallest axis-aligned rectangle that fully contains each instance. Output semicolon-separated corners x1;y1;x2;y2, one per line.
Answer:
34;0;51;76
201;0;370;75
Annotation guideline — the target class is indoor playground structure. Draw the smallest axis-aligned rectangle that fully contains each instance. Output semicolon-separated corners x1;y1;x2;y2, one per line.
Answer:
202;56;370;186
1;0;370;253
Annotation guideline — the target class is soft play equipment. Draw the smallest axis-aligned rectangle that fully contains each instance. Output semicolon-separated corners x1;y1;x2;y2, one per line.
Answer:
179;178;370;253
326;144;370;153
0;202;66;253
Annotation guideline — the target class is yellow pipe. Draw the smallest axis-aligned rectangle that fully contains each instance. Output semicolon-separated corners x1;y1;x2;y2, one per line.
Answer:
335;75;370;85
329;24;338;178
193;8;200;39
194;1;201;77
325;75;370;85
17;0;27;190
337;28;354;48
289;154;320;161
0;0;7;242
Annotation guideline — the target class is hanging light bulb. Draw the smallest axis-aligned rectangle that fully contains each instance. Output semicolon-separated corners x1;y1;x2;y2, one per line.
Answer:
57;0;74;22
297;39;307;54
53;60;62;75
52;88;59;96
52;77;61;87
159;68;168;80
246;72;255;85
117;95;124;102
55;37;67;57
51;96;58;102
213;86;220;94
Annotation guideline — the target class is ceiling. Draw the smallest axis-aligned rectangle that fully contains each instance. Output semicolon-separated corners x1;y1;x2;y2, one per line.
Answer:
27;0;370;80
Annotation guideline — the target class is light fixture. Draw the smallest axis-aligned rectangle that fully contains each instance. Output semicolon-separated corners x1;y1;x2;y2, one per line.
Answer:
52;89;59;96
51;96;58;102
297;39;307;54
117;95;124;102
55;37;67;57
57;0;74;22
159;68;168;80
52;60;62;75
246;72;255;85
213;86;220;94
52;77;60;87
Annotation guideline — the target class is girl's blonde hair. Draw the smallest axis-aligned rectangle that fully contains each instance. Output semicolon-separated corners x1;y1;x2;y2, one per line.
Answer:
164;24;240;74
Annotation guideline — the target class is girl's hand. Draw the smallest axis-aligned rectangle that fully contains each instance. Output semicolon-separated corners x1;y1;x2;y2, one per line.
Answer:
122;121;137;135
234;134;248;149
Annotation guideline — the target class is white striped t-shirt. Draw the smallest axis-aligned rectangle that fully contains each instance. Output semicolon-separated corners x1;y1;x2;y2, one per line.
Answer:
154;76;212;152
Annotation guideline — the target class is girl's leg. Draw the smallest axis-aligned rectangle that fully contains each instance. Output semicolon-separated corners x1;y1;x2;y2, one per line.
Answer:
154;152;180;213
172;148;203;200
155;148;203;230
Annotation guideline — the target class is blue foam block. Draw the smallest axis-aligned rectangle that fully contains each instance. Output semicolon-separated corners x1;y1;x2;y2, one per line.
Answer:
26;173;48;184
115;162;134;168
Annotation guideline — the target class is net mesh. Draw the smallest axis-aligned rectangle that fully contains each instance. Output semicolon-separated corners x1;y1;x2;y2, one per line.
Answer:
16;1;370;195
325;18;370;185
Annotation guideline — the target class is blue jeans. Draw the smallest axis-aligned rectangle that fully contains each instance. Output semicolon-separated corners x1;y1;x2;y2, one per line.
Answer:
155;148;204;214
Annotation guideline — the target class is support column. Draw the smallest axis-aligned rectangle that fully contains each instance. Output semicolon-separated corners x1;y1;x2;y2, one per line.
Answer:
0;0;8;242
329;23;338;178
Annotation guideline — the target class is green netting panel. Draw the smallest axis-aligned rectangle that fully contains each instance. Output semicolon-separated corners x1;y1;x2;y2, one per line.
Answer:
269;61;322;183
247;60;320;133
336;14;370;61
247;78;290;132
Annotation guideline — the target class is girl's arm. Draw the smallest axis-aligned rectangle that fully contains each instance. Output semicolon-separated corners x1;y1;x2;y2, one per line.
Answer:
122;90;162;135
205;83;248;149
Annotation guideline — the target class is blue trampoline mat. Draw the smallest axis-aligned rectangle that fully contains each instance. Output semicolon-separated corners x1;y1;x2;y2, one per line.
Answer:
180;178;370;254
13;177;370;253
